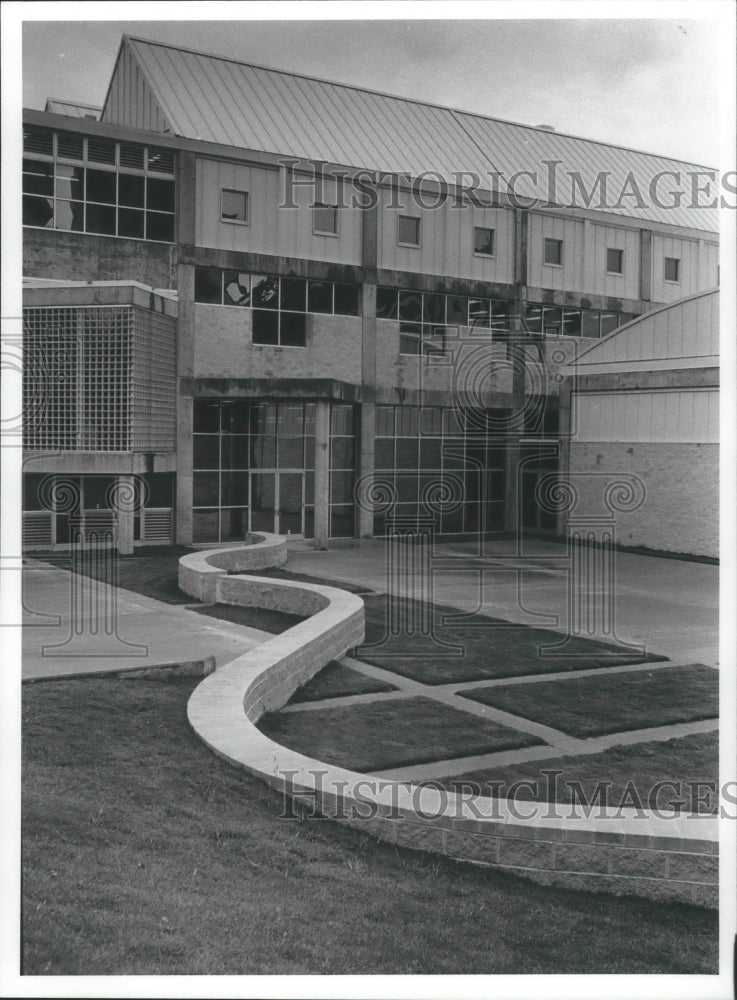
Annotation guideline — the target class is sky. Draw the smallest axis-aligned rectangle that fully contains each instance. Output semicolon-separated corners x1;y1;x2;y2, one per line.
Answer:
13;4;732;167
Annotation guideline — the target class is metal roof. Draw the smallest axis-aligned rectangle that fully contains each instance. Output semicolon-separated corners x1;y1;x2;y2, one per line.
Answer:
44;98;101;119
116;36;717;232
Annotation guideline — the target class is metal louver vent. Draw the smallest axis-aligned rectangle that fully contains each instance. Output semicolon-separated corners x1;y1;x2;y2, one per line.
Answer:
119;143;145;170
87;137;116;165
23;124;53;156
147;147;174;174
56;132;84;161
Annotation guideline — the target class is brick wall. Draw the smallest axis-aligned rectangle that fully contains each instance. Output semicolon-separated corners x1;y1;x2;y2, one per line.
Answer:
569;441;718;558
193;305;363;382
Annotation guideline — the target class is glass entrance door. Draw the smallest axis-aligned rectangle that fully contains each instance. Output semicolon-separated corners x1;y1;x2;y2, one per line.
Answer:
249;471;304;536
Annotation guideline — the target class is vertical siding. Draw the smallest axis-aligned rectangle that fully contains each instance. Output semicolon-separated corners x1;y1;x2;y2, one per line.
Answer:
704;241;719;287
376;189;515;282
527;213;585;292
589;223;641;299
572;388;718;442
195;158;362;263
650;234;702;302
102;43;170;133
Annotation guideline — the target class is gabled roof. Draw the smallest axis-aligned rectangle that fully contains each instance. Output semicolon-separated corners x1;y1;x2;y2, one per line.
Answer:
102;35;717;232
44;98;101;119
570;289;719;373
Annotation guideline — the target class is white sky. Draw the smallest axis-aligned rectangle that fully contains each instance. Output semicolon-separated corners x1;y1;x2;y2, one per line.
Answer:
14;4;733;167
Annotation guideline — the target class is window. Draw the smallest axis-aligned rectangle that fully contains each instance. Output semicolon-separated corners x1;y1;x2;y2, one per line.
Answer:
397;215;421;246
606;248;623;274
378;286;511;343
194;268;359;319
221;189;248;224
473;227;495;257
544;238;563;266
527;301;639;338
313;203;338;235
22;125;175;242
664;257;680;282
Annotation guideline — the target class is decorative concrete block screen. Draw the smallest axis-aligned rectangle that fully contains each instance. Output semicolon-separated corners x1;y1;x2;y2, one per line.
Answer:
183;545;718;909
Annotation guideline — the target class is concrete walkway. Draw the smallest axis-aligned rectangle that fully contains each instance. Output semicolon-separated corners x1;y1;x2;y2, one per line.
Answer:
22;563;269;680
285;538;718;667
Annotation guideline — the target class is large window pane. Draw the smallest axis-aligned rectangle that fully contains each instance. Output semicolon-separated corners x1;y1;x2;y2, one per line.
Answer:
195;268;222;304
376;407;395;437
220;435;249;469
119;173;145;207
423;292;445;324
334;283;360;316
600;311;618;337
308;281;333;313
526;303;543;334
145;212;174;242
563;309;582;337
55;164;84;200
223;272;250;306
469;299;491;328
23;159;54;196
399;290;422;322
193;435;220;469
331;438;354;469
376;287;398;319
117;208;144;239
23;195;53;227
86;168;116;204
446;295;468;326
147;177;175;212
280;312;306;347
86;203;116;235
55;201;84;231
193;472;219;506
221;472;248;506
581;310;600;338
331;404;354;436
280;277;307;312
251;275;279;309
253;310;279;345
194;400;220;433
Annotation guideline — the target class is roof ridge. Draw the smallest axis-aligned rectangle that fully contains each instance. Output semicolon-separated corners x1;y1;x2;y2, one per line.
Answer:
123;34;713;169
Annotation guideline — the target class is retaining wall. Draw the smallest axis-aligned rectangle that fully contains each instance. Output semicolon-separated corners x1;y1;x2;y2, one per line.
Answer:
184;545;718;909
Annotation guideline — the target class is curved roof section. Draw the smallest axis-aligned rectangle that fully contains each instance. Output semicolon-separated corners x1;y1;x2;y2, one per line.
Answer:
570;289;719;373
106;35;717;233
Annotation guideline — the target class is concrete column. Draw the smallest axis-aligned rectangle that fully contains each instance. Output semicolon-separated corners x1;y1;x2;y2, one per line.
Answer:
357;402;375;540
639;229;652;302
313;400;330;549
362;283;377;388
557;378;573;538
176;393;193;545
117;475;135;555
582;218;594;293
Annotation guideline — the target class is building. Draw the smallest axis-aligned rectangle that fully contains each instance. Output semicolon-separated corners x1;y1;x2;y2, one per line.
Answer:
21;34;719;551
561;289;718;559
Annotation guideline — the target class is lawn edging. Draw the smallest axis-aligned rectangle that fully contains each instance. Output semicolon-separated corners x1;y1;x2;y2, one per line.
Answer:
183;545;718;910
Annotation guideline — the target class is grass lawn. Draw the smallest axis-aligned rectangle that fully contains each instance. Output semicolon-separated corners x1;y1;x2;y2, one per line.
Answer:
459;664;719;738
432;732;719;814
357;595;667;684
22;677;717;975
190;601;305;635
287;661;398;704
259;696;544;771
30;546;197;604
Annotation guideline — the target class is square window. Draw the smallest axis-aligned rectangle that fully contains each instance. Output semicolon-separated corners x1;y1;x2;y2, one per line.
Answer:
313;203;338;235
117;207;144;239
334;283;360;316
221;188;248;224
253;310;279;345
86;168;117;205
251;275;279;309
145;211;174;242
280;277;307;312
223;272;251;306
474;226;494;256
119;173;145;207
376;286;398;319
195;268;222;304
280;312;307;347
606;247;623;273
147;177;176;213
308;281;333;313
55;164;84;200
544;238;563;266
86;203;116;235
398;215;421;246
55;200;84;231
664;257;680;282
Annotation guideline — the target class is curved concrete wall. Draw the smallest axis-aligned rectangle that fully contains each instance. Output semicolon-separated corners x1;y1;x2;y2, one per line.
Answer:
184;546;718;908
179;534;287;603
